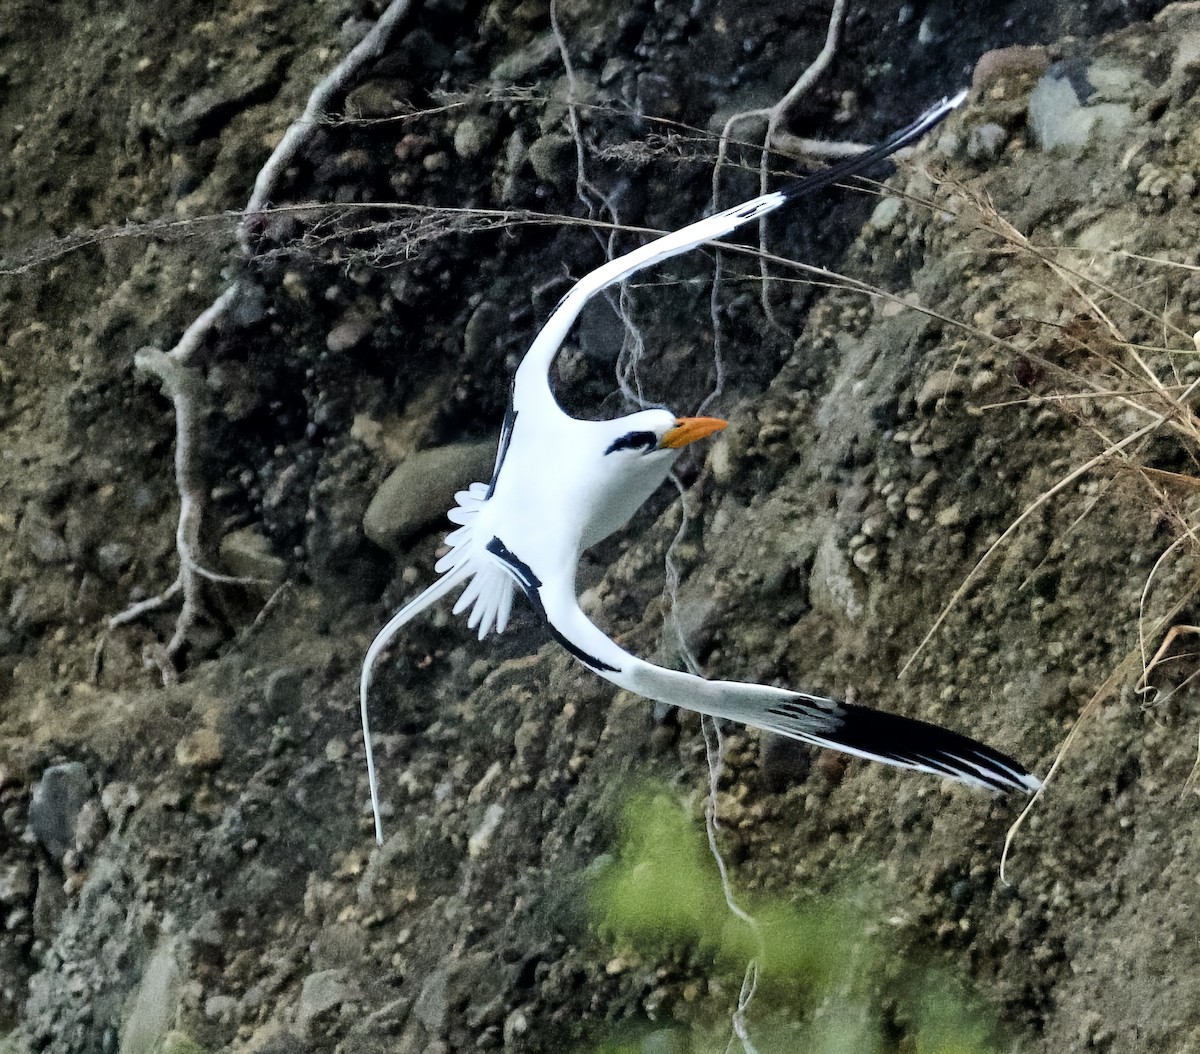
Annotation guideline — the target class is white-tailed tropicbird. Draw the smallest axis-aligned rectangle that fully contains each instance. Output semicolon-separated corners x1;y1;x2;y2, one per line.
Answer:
361;90;1040;845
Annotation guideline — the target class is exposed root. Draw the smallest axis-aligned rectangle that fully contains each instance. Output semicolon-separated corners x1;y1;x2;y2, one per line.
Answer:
711;0;850;332
111;0;420;664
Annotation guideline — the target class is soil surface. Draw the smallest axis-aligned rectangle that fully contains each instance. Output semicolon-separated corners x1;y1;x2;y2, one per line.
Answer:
2;0;1198;1051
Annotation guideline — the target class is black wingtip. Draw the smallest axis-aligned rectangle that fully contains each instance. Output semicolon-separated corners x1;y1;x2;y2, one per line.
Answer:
775;89;967;208
816;700;1039;795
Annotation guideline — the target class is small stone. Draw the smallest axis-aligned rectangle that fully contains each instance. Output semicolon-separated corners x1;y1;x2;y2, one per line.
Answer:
490;32;558;82
0;862;33;905
526;133;573;184
1027;65;1134;153
28;762;92;862
453;115;497;159
414;968;450;1035
297;969;356;1029
264;667;303;715
966;122;1007;161
868;196;902;229
326;311;375;353
463;302;504;360
851;543;879;572
96;541;135;580
325;738;348;762
121;938;184;1054
204;995;237;1020
363;441;497;553
100;782;140;829
467;803;504;858
219;527;286;583
19;510;68;564
503;1009;529;1045
345;81;400;120
971;44;1049;91
175;728;223;770
916;369;967;411
935;503;964;528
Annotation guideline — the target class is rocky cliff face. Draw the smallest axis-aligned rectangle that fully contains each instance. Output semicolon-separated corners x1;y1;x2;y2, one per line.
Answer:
2;0;1198;1051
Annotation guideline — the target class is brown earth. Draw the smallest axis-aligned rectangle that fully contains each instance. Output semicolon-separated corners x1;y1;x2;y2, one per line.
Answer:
2;0;1198;1051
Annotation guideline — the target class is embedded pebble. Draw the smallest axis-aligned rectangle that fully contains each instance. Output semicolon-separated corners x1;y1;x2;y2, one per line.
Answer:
175;728;223;770
326;312;375;353
526;133;573;184
28;763;92;862
851;543;879;572
20;511;68;564
218;527;286;583
453;115;496;159
264;667;303;715
967;122;1007;160
297;969;356;1029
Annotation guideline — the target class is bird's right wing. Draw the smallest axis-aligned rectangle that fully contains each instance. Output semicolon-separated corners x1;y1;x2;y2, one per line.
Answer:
511;90;968;417
530;577;1040;795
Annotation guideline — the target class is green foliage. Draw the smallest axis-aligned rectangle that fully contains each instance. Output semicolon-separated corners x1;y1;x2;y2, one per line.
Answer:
591;790;725;953
585;789;1006;1054
913;978;1001;1054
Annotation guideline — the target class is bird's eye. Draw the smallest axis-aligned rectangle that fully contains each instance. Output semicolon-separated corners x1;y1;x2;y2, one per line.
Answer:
605;430;657;455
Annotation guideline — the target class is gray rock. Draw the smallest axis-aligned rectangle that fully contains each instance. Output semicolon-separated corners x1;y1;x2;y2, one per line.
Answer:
297;969;357;1030
326;310;375;353
463;301;504;361
96;541;135;580
363;441;496;553
0;861;33;905
19;510;68;564
28;762;92;862
490;32;558;83
118;937;182;1054
1028;66;1135;153
413;967;450;1035
967;122;1008;161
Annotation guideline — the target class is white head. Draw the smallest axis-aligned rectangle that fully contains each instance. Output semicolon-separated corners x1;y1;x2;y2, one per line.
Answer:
576;409;727;548
597;408;728;466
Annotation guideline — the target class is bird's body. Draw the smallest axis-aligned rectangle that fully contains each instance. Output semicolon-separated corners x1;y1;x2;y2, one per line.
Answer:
361;91;1040;845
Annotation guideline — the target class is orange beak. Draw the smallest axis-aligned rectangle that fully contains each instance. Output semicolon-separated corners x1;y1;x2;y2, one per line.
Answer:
660;416;728;449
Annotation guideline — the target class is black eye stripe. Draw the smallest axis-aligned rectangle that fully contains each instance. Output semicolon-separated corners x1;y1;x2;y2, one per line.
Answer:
605;430;657;455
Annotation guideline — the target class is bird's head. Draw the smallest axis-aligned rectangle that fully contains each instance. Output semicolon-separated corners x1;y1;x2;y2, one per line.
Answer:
569;409;728;549
599;408;728;465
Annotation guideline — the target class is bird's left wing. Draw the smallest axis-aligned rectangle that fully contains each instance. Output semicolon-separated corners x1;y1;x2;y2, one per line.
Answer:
510;91;967;418
523;574;1040;795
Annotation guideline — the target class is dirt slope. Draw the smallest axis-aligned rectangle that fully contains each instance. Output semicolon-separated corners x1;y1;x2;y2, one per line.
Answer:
1;0;1197;1051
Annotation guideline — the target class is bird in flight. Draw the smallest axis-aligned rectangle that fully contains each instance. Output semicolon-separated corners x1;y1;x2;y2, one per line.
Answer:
360;90;1039;845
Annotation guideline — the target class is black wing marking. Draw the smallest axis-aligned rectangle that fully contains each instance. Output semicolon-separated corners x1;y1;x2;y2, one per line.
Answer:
766;698;1037;793
486;396;518;500
773;93;964;208
485;536;620;673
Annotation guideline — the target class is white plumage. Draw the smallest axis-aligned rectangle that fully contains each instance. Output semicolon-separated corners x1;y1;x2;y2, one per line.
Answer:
360;91;1039;845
